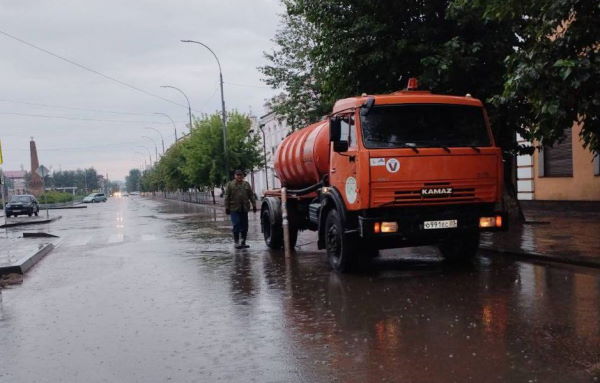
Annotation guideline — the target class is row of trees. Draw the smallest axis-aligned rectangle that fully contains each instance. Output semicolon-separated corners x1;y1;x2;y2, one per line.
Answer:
45;168;100;191
261;0;599;155
127;112;264;193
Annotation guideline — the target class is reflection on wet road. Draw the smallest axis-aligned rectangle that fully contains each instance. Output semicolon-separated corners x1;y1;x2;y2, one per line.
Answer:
0;197;599;382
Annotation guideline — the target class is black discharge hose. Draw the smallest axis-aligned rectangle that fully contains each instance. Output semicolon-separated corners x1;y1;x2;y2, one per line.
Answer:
285;175;329;196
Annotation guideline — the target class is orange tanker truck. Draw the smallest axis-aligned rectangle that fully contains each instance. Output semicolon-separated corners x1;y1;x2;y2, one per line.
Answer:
260;79;507;272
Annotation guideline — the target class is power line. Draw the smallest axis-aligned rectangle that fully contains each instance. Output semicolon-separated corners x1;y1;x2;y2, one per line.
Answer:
0;99;153;116
0;28;189;110
0;111;186;124
4;141;143;152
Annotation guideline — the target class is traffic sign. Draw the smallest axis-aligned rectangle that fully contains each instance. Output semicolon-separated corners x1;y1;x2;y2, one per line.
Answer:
36;165;50;178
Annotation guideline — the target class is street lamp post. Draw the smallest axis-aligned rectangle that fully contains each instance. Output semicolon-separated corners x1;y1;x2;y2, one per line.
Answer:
145;127;165;154
258;124;269;190
137;145;153;165
160;85;193;132
134;151;148;170
154;112;178;143
142;136;158;162
181;39;229;180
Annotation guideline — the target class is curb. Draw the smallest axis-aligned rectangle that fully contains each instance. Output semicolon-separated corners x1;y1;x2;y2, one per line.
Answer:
148;196;224;209
480;245;600;269
47;205;87;210
0;215;62;229
0;241;58;276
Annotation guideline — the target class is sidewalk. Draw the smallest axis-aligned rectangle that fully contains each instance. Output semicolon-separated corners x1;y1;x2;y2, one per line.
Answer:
481;202;600;267
0;235;58;277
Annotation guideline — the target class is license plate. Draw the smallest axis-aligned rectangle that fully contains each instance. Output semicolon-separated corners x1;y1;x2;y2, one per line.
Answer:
13;210;21;213
423;219;457;230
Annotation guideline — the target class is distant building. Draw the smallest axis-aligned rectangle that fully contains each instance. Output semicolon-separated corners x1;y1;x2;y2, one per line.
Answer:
4;170;27;195
249;103;291;197
516;122;600;201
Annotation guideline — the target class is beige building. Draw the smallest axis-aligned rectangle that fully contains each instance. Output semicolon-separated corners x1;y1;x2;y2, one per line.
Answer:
517;123;600;201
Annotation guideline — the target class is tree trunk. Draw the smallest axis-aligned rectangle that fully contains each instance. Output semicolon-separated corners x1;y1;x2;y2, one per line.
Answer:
504;153;526;223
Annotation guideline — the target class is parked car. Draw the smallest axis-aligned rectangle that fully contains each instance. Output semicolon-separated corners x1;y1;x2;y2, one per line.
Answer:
83;193;107;203
4;194;40;217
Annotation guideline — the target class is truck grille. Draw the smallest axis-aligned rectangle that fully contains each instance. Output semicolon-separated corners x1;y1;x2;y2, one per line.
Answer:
371;181;496;206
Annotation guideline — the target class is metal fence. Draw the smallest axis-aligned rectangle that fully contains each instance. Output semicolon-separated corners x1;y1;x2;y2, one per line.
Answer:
143;190;224;206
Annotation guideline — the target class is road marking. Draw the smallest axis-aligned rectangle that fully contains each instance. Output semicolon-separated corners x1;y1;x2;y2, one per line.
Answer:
141;234;157;241
107;234;124;244
69;235;93;247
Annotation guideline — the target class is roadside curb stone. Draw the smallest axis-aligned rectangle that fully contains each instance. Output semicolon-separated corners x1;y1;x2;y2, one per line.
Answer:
0;215;62;229
480;245;600;269
0;241;60;276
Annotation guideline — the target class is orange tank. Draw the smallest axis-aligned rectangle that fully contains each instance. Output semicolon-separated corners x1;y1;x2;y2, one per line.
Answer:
274;120;330;188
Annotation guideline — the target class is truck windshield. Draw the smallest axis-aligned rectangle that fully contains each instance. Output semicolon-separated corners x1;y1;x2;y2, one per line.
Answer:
361;104;491;149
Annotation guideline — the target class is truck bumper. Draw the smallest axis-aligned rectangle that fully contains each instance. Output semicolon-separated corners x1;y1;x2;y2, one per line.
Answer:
356;205;507;249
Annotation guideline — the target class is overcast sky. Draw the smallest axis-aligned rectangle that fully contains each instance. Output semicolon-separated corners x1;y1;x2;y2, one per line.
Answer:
0;0;283;180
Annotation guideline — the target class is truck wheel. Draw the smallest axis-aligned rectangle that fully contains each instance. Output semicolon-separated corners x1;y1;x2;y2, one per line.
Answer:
439;231;480;263
325;209;356;272
261;209;283;249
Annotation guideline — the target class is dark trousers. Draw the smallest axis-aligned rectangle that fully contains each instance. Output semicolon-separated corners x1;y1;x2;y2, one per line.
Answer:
230;211;249;235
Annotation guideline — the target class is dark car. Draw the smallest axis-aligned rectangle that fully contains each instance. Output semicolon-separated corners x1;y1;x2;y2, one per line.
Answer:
5;194;40;217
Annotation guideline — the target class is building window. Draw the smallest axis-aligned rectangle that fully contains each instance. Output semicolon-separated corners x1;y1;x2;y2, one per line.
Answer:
594;155;600;176
540;127;573;177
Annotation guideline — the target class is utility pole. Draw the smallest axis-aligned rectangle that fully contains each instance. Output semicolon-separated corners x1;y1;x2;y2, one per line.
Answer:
153;113;178;144
145;127;165;154
259;124;269;190
181;40;229;181
160;86;193;133
0;168;6;226
0;139;4;225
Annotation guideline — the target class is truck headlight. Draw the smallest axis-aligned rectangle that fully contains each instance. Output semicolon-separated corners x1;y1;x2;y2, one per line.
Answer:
479;216;503;228
374;221;398;233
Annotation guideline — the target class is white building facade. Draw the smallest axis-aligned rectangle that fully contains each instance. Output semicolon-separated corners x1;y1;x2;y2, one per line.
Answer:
249;104;291;198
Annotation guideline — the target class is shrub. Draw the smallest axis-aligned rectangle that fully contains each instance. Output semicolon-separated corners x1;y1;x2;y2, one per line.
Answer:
38;191;74;204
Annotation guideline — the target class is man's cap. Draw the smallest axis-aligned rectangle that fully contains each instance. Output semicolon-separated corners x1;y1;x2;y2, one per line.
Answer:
234;169;244;175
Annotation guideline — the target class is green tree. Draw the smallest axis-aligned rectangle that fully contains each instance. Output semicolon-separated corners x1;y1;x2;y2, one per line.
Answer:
125;169;142;192
182;112;263;188
261;0;518;139
457;0;600;154
263;0;599;155
155;140;192;192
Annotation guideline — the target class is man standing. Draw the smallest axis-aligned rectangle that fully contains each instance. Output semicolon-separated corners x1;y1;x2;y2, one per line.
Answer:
224;169;256;249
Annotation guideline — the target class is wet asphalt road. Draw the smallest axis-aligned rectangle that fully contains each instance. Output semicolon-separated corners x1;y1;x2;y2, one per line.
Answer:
0;197;599;382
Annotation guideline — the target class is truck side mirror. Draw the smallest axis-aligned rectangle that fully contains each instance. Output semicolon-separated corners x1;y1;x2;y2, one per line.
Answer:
333;141;349;152
329;117;349;152
329;117;341;142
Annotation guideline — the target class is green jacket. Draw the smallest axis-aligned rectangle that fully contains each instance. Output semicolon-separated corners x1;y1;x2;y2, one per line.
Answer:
224;180;256;212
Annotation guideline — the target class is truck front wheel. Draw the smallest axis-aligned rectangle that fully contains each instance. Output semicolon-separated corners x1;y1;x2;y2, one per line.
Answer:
325;209;357;272
439;231;480;263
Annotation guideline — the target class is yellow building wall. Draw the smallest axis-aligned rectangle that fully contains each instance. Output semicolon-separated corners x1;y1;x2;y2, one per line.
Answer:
533;123;600;201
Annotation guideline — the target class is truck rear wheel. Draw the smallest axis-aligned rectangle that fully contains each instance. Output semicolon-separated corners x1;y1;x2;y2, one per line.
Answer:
325;209;357;272
439;231;480;263
262;209;283;249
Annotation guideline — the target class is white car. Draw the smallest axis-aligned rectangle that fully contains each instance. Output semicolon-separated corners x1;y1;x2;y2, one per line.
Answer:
83;193;107;203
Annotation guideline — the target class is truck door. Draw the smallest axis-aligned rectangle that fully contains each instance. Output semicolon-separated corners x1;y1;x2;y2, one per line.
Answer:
330;113;360;209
